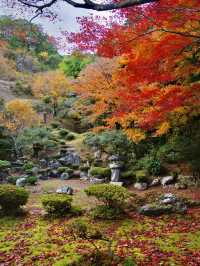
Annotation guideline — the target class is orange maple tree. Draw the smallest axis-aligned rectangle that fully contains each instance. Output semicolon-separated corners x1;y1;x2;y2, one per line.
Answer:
68;0;200;142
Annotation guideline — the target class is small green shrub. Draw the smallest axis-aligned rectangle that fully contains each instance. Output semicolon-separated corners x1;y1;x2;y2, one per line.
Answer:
58;167;74;175
89;167;111;178
147;158;162;176
68;218;102;239
85;184;130;210
135;170;148;183
41;194;72;216
0;185;29;215
66;133;75;141
26;176;38;185
7;175;18;185
121;170;135;179
22;162;34;171
0;160;11;169
58;167;68;173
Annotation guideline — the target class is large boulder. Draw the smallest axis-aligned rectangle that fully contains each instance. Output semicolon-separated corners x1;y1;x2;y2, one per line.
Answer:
60;172;70;180
150;178;160;187
134;182;148;191
159;193;178;204
139;204;173;216
56;186;73;195
90;177;106;184
161;176;174;186
138;193;187;216
16;177;26;187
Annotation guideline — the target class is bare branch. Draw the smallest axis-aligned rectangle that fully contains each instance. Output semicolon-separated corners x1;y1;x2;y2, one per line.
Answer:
17;0;157;12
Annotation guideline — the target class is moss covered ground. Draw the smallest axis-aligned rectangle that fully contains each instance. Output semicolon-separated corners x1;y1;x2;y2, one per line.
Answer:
1;180;200;266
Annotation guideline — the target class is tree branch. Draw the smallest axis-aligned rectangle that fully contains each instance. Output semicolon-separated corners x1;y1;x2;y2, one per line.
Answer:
17;0;157;12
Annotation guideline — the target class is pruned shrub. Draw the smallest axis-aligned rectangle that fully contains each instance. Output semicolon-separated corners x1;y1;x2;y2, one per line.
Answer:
26;176;38;185
85;184;130;219
135;170;148;183
0;185;29;215
22;162;34;171
68;218;102;240
41;194;73;217
0;160;11;169
89;167;111;178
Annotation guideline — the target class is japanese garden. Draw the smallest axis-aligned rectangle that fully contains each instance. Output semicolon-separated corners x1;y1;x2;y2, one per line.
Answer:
0;0;200;265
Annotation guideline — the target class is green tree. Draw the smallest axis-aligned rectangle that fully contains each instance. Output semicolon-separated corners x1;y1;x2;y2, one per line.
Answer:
59;51;93;78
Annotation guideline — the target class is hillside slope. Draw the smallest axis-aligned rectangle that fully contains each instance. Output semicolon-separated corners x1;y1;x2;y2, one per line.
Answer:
0;79;16;101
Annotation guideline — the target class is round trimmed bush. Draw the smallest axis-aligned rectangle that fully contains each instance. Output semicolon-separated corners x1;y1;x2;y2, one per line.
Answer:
85;184;130;209
26;176;38;185
0;185;29;215
41;194;73;217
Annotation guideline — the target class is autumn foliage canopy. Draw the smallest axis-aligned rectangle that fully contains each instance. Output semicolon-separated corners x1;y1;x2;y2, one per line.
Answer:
68;0;200;142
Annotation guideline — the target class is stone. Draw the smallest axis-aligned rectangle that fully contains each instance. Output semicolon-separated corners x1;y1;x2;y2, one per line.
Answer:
16;177;26;187
39;159;48;167
138;204;173;216
49;161;60;169
109;162;121;182
31;166;40;175
161;176;174;186
37;174;48;180
73;170;80;178
56;186;73;195
159;193;177;205
109;155;120;162
60;172;70;180
50;170;59;178
138;193;188;216
80;171;88;180
94;150;101;160
90;178;106;184
150;178;160;187
58;152;80;167
134;182;148;191
110;181;123;186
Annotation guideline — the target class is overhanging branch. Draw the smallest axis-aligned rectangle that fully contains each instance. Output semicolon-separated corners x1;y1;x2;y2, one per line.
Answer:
17;0;157;12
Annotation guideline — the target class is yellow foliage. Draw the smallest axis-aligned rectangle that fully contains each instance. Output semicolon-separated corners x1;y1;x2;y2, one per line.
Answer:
32;71;70;100
1;99;40;133
155;122;170;136
39;51;49;60
124;128;146;143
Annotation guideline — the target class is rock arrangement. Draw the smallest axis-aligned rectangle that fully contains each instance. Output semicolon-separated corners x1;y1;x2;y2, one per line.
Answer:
138;193;188;216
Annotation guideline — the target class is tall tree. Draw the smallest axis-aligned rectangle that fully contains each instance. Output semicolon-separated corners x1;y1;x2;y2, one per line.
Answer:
68;0;200;142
